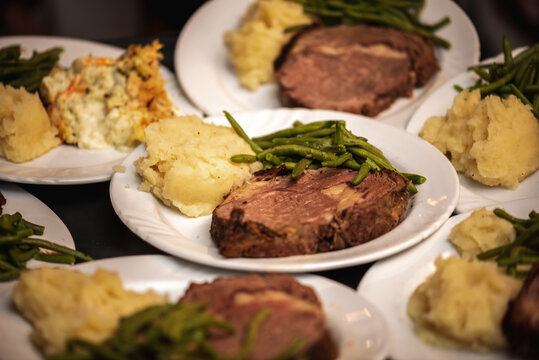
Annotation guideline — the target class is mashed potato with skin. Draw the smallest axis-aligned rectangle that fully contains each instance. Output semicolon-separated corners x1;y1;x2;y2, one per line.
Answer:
420;89;539;189
225;0;312;90
12;267;166;356
449;207;515;260
135;115;262;217
0;84;60;162
407;256;522;352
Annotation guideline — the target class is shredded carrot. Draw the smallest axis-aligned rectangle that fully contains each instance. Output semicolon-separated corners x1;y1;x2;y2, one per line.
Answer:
63;74;85;98
79;57;115;66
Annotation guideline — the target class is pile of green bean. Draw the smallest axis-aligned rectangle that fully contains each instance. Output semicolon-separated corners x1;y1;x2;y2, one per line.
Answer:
286;0;451;49
456;37;539;119
477;208;539;277
224;111;425;193
0;44;63;93
0;212;92;281
48;302;304;360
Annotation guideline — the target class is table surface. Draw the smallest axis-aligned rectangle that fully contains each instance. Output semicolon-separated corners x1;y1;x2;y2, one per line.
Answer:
17;35;372;290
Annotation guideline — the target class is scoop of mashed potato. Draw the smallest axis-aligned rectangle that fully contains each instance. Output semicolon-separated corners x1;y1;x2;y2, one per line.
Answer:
419;89;539;189
0;84;60;162
12;267;166;356
135;115;262;217
407;256;522;352
225;0;312;90
449;207;515;260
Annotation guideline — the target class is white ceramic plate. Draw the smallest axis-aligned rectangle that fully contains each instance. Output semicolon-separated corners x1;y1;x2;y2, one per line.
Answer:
0;35;202;185
175;0;480;128
110;108;459;272
357;196;539;360
0;254;391;360
0;182;74;269
406;70;539;214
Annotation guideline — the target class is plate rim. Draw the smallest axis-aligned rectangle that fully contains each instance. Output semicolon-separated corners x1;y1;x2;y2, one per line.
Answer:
109;108;459;273
174;0;480;123
356;196;539;360
406;66;539;213
0;253;392;360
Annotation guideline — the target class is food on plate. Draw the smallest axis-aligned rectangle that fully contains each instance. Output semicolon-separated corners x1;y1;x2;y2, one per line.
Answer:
212;113;422;258
476;207;539;277
0;210;92;282
407;255;523;352
449;207;515;260
0;44;62;93
135;115;262;217
16;270;337;360
225;0;449;115
12;267;166;356
502;262;539;359
224;0;313;90
275;23;439;116
180;273;338;359
0;84;61;163
40;40;175;151
419;88;539;189
211;167;409;257
459;38;539;120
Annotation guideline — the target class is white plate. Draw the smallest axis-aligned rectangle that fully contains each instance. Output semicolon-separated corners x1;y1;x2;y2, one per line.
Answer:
406;70;539;213
0;254;391;360
357;196;539;360
0;35;202;185
110;108;459;272
0;182;74;273
175;0;480;128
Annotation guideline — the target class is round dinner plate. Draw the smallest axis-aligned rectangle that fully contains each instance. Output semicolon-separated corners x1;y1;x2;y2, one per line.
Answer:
0;182;74;275
0;254;391;360
175;0;480;128
0;35;202;185
110;108;459;273
357;196;538;360
406;67;539;213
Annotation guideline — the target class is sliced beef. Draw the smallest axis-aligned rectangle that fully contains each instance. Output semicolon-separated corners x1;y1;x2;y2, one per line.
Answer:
502;262;539;359
275;24;439;116
211;167;410;258
180;273;338;360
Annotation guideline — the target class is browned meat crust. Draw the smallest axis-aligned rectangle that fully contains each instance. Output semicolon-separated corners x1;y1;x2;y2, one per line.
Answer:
211;167;410;258
275;24;439;116
180;273;338;360
502;262;539;359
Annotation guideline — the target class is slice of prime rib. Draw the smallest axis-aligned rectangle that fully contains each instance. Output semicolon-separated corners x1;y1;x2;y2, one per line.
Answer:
502;262;539;359
274;24;439;116
180;273;339;360
210;167;410;258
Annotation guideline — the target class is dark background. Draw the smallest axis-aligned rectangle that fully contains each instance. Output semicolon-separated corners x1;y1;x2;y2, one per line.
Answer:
0;0;537;60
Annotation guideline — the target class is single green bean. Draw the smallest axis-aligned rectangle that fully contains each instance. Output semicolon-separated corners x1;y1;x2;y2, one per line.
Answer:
352;162;371;185
230;154;258;163
292;158;312;179
34;252;76;264
20;238;93;262
321;152;352;167
256;144;338;163
253;121;333;142
223;111;262;154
